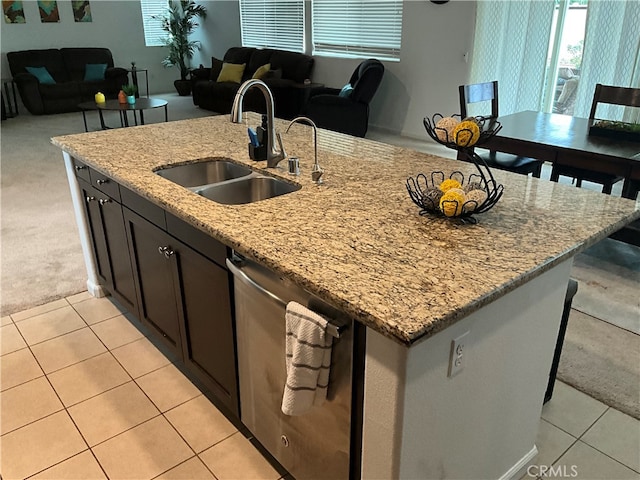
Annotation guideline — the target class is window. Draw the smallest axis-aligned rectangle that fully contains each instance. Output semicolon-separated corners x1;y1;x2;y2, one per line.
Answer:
239;0;305;53
311;0;403;61
140;0;167;47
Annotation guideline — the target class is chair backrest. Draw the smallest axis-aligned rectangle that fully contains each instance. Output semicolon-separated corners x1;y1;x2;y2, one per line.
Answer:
459;80;499;119
7;49;68;82
588;83;640;119
349;59;384;104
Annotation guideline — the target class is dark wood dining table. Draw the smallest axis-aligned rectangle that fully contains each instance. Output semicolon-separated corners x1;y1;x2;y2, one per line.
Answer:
480;110;640;200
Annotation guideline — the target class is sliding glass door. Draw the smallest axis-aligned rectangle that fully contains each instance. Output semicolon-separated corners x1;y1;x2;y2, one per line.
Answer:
543;0;588;116
470;0;639;119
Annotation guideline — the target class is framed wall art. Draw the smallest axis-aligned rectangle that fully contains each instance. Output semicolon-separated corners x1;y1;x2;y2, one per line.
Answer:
72;0;91;22
3;1;26;23
38;0;59;22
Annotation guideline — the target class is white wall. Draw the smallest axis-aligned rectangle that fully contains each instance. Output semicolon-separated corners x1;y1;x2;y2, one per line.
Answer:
191;0;242;66
193;0;476;140
313;1;476;139
194;0;476;139
2;0;475;139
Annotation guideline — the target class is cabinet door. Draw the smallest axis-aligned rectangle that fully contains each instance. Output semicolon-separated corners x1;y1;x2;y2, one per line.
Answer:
79;180;111;286
78;180;138;315
176;243;239;415
124;208;183;357
99;195;138;315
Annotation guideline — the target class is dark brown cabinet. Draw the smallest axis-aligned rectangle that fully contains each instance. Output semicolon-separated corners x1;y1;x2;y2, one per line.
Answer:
123;208;239;415
75;159;239;416
124;208;182;354
78;178;137;315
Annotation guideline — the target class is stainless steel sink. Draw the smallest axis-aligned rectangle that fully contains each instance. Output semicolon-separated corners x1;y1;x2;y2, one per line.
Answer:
155;159;252;187
197;176;301;205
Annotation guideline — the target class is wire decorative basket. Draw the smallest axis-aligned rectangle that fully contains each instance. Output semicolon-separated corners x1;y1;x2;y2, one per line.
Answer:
405;114;505;224
422;113;502;149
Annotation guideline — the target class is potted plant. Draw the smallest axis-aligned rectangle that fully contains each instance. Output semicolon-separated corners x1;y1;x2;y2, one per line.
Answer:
156;0;207;96
121;84;138;104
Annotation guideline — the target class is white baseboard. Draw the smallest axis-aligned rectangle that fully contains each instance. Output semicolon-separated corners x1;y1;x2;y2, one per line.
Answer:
500;445;539;480
86;280;107;298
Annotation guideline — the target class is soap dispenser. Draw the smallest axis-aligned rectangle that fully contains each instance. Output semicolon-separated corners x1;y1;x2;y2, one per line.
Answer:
249;114;269;161
256;114;268;149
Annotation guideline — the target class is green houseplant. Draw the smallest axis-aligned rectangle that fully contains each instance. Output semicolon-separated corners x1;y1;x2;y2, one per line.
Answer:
121;84;138;104
157;0;207;96
121;84;138;96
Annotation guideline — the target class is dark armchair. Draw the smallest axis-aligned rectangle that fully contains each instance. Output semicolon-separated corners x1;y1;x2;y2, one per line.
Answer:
304;59;384;137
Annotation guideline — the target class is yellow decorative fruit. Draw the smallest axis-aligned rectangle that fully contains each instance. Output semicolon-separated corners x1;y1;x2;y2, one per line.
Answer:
435;116;460;143
452;120;481;147
438;178;462;193
439;189;465;217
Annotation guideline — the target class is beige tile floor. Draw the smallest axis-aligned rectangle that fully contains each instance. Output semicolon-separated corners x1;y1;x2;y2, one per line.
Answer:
1;294;281;480
1;294;639;480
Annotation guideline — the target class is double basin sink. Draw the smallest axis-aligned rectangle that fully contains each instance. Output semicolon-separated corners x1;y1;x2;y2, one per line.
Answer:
155;158;300;205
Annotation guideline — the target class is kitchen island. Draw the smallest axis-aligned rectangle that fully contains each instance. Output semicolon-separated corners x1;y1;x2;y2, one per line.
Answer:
53;114;639;479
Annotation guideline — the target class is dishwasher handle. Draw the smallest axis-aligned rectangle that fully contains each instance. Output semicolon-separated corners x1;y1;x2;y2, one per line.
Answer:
226;257;344;339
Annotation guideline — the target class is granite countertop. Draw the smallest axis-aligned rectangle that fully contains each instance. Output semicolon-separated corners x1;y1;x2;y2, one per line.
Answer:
52;114;640;346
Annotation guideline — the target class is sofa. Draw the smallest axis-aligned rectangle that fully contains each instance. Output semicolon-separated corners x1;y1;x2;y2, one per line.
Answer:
7;48;128;115
191;47;314;120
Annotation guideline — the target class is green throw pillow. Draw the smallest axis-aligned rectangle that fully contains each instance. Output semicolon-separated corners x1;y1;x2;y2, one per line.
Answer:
217;62;246;83
25;66;56;85
84;63;107;81
252;63;271;80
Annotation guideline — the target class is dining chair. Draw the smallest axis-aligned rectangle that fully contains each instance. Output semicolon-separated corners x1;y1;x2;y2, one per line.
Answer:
550;84;640;194
459;80;544;177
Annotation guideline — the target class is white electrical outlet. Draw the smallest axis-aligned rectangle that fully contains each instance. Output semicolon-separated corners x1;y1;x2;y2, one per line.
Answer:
448;331;470;377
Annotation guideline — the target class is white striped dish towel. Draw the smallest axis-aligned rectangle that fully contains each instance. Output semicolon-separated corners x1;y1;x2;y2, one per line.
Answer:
281;301;334;416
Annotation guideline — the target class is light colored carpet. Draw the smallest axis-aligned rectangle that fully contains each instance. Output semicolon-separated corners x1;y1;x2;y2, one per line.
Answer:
0;93;212;316
557;237;640;419
558;308;640;419
570;238;640;334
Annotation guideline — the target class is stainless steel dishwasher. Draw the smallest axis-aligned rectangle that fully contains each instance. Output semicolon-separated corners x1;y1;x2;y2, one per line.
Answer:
227;253;353;480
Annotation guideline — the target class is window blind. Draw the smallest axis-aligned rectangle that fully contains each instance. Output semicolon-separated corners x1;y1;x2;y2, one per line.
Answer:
140;0;167;48
239;0;305;53
311;0;403;61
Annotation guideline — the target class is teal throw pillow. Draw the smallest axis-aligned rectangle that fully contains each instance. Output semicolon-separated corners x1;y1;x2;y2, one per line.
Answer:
84;63;107;81
339;83;353;98
25;66;56;85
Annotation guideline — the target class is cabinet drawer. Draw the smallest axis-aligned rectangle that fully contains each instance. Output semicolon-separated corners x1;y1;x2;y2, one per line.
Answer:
166;212;228;268
121;186;167;230
72;157;91;183
89;169;121;201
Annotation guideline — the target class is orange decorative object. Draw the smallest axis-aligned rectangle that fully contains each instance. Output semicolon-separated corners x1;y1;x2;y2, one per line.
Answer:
118;90;127;104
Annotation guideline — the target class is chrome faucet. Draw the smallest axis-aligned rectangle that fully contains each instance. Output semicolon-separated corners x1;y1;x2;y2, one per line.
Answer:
285;116;324;184
230;79;286;168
